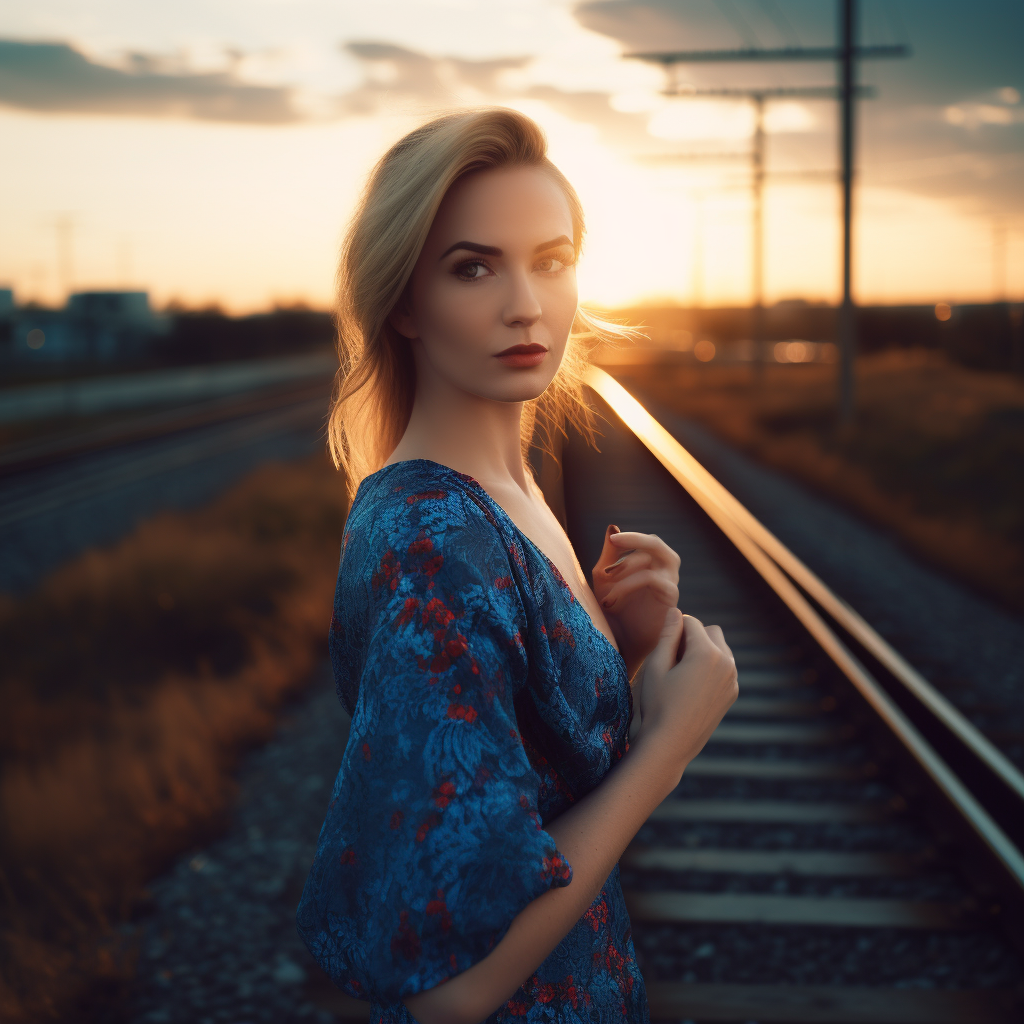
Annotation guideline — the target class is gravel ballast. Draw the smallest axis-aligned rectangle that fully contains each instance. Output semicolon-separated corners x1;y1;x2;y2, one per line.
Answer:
126;664;350;1024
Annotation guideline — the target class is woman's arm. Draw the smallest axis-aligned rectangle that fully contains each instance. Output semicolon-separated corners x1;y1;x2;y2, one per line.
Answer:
403;609;737;1024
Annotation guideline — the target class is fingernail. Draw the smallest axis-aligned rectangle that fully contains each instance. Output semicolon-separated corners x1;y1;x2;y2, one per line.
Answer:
603;550;635;573
609;525;620;535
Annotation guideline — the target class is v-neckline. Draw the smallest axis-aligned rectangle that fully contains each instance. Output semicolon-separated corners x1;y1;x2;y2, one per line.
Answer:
374;458;623;665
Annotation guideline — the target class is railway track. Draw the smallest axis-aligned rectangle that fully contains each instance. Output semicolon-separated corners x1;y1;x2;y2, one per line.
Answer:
0;379;330;593
0;392;327;530
0;377;331;480
551;369;1024;1023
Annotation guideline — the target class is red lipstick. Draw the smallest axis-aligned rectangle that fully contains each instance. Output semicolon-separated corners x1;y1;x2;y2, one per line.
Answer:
495;342;547;368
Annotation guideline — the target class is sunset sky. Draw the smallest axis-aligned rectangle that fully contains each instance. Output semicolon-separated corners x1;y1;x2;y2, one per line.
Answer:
1;0;1022;312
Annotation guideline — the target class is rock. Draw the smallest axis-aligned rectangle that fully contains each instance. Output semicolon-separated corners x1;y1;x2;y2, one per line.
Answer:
272;959;307;987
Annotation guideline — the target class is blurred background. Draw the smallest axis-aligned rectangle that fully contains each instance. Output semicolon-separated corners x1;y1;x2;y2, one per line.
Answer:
1;1;1022;1022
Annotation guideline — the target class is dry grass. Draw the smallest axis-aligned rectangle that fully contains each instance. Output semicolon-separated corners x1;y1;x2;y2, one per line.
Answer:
610;349;1024;612
0;454;347;1022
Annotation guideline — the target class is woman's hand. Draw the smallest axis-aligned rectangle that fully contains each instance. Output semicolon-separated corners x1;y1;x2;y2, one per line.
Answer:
636;607;738;778
591;525;680;680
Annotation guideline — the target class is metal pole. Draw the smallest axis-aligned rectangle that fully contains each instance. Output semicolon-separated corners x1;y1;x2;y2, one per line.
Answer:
692;193;705;308
55;214;75;305
752;95;766;382
838;0;856;424
993;219;1007;301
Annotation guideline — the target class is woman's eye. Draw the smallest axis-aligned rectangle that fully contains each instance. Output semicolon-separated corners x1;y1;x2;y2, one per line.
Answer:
454;260;490;281
536;257;570;273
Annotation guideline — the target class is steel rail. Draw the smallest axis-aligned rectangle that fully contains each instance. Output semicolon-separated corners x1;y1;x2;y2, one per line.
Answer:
0;398;325;529
587;367;1024;810
0;377;332;478
584;366;1024;911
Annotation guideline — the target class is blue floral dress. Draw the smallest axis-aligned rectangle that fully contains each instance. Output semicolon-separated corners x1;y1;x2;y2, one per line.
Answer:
296;459;649;1022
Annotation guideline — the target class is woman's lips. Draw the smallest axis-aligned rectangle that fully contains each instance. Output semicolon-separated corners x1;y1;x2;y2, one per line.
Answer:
495;343;547;368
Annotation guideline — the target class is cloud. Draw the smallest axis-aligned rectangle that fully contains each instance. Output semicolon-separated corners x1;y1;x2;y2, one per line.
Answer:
944;88;1023;129
337;42;531;114
574;0;708;51
523;84;655;150
0;34;648;147
339;42;667;153
0;39;301;123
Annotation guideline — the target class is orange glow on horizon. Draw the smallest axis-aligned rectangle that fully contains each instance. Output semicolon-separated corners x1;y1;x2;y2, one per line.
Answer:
1;101;1021;315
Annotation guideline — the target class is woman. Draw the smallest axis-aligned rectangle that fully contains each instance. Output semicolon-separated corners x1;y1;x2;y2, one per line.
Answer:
296;107;738;1023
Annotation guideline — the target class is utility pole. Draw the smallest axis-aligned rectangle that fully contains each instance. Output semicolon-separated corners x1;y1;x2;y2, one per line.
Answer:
628;0;909;423
118;235;134;289
657;84;866;379
44;213;77;305
692;191;706;307
752;93;765;372
993;218;1008;302
837;0;856;425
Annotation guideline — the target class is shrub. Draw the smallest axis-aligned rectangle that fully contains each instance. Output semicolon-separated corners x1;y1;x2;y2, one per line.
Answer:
0;454;347;1021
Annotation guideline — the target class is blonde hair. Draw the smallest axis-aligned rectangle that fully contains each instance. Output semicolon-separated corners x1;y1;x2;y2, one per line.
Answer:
327;106;631;501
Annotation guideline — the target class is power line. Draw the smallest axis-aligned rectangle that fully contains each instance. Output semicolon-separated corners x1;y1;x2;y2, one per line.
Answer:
626;0;910;424
648;85;867;380
42;213;78;304
883;0;910;49
755;0;801;47
628;44;908;63
713;0;760;49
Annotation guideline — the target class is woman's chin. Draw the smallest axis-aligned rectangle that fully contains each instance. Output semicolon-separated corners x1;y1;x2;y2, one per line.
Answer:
491;373;559;404
451;367;559;405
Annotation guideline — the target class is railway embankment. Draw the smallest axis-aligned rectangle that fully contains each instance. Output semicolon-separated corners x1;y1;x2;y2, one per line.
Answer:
0;454;346;1022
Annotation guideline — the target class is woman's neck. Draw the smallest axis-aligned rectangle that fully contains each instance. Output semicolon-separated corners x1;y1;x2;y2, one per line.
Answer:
385;370;532;495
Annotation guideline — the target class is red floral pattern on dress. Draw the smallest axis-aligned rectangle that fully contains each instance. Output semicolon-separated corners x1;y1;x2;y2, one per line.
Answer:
549;619;575;649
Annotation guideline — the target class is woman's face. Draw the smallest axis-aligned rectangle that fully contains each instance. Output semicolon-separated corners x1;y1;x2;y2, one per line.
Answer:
392;165;578;404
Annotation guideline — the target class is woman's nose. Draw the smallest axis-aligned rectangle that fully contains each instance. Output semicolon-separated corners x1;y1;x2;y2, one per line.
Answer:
502;271;542;329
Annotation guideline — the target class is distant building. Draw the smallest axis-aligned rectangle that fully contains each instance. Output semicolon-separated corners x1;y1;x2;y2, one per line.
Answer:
0;288;15;361
2;290;168;364
65;291;166;360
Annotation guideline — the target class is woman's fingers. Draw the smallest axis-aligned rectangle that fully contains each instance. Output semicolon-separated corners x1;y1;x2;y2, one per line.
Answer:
678;613;713;656
677;619;738;707
678;618;732;665
645;606;685;679
602;549;653;576
609;531;681;571
600;569;679;612
677;615;737;666
704;624;734;660
593;524;622;573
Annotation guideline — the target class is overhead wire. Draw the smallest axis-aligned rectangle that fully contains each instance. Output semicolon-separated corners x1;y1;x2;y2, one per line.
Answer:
711;0;760;48
755;0;801;47
885;0;911;48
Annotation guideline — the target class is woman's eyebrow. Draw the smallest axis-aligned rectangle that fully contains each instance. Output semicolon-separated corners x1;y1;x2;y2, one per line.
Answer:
534;235;572;253
439;241;501;260
438;234;573;261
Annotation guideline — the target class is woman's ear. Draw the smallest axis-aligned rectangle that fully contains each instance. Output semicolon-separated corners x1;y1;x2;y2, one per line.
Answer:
388;293;418;340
